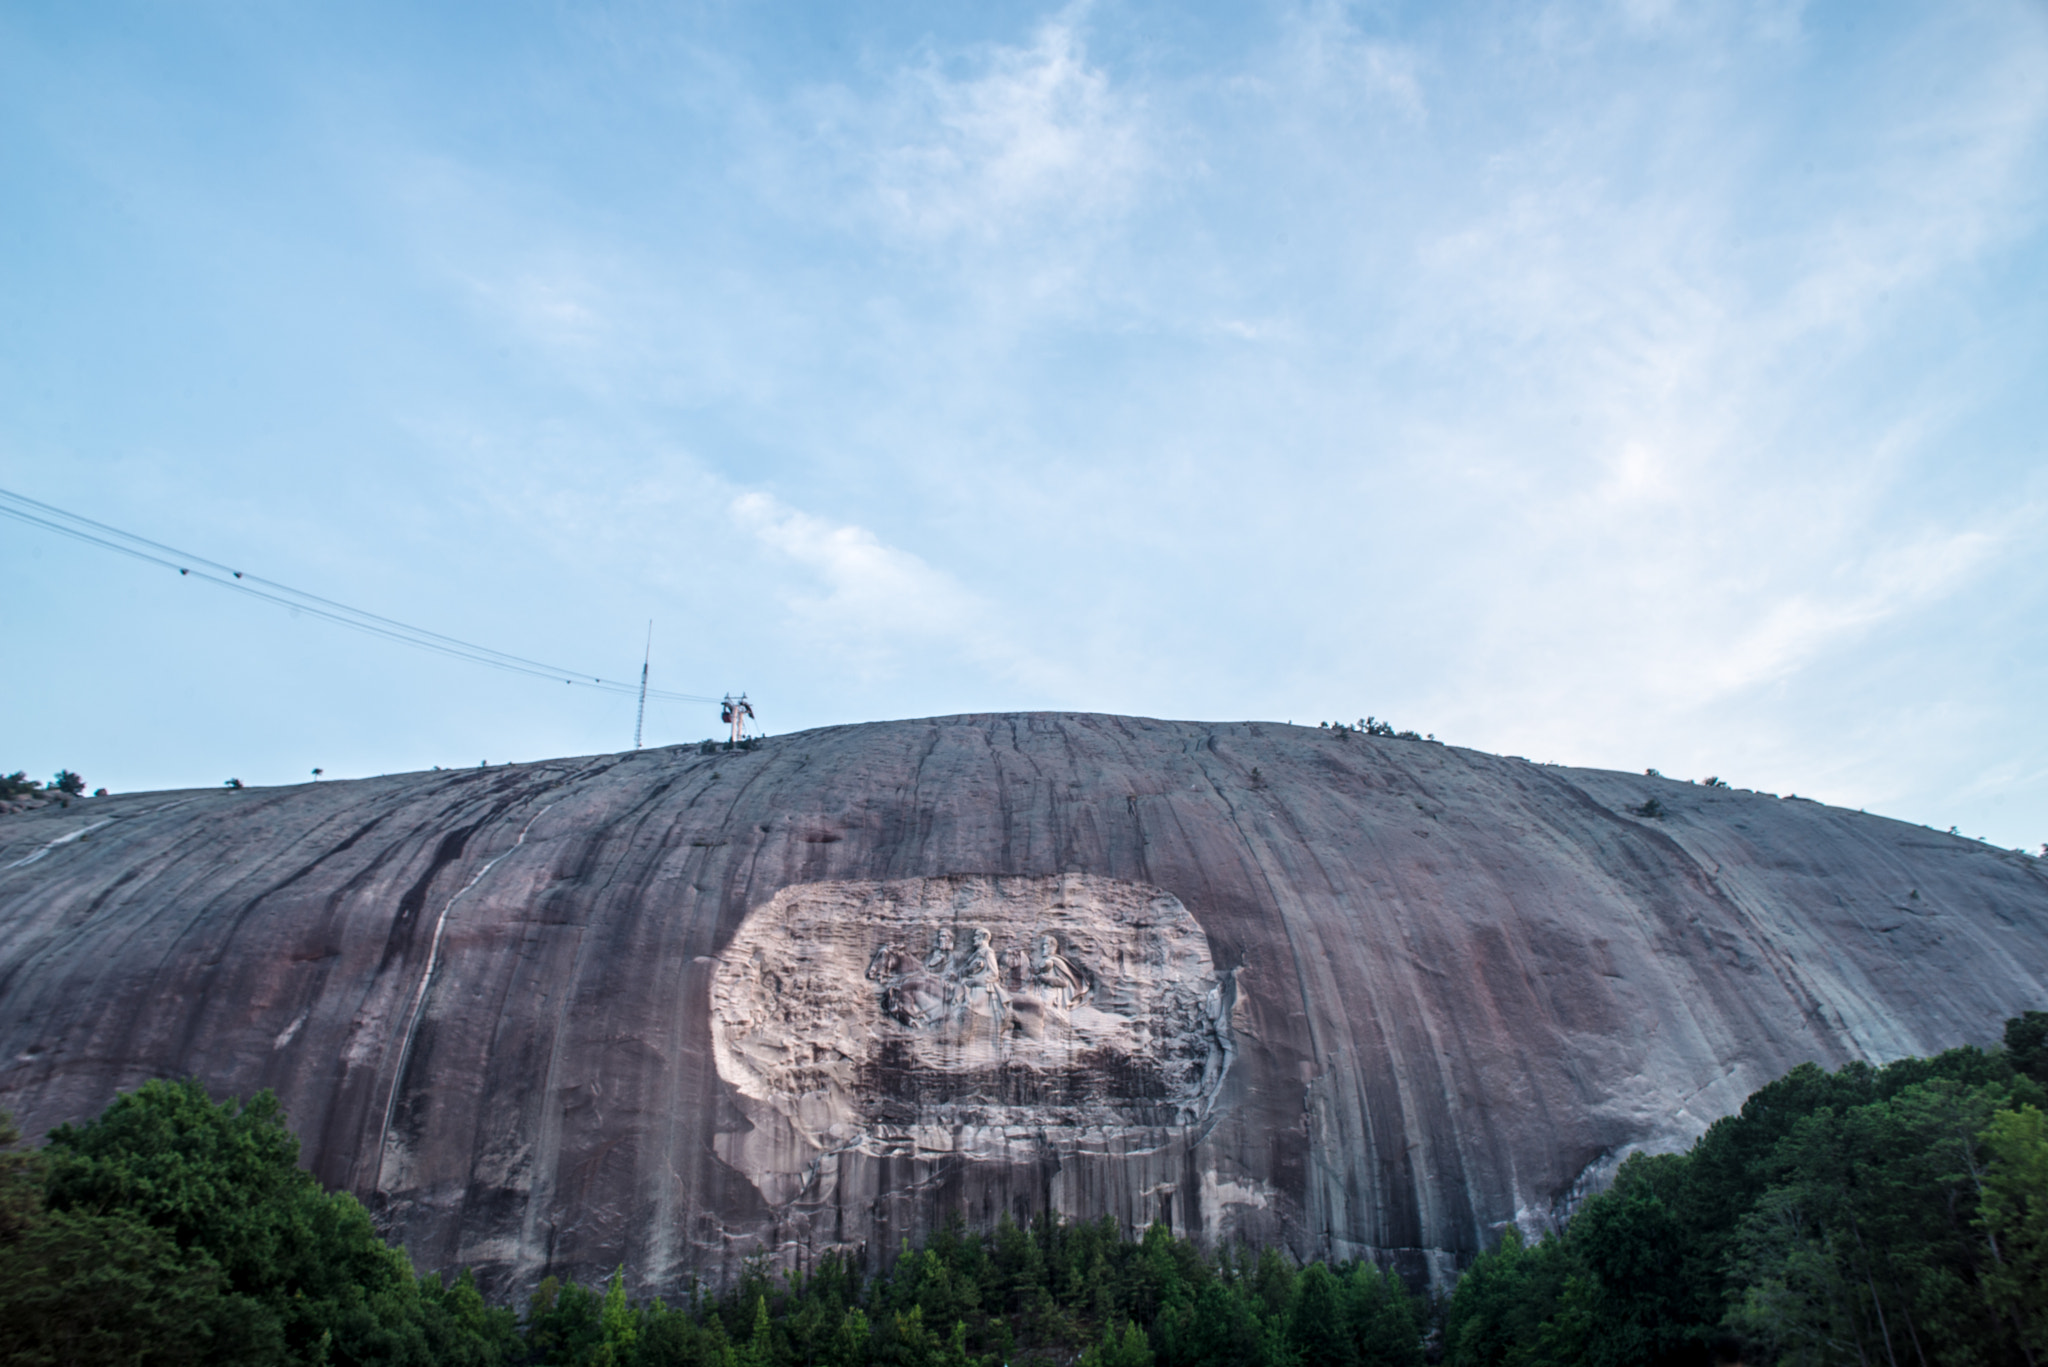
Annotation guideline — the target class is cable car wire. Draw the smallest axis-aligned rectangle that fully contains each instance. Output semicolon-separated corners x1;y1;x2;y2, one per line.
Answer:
0;487;724;704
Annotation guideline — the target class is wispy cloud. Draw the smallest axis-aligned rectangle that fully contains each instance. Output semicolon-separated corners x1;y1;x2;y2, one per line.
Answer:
762;14;1156;324
861;20;1147;243
729;492;1064;691
1667;524;2012;705
1277;1;1426;123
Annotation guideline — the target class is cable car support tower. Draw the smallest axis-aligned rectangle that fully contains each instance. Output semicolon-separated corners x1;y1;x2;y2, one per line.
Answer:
633;621;653;749
721;692;755;746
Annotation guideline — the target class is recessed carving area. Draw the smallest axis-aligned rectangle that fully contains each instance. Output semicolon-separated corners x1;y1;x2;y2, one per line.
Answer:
709;874;1236;1205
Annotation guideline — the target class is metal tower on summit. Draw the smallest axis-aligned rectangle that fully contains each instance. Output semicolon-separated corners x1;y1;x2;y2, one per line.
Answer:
633;622;652;749
721;693;754;745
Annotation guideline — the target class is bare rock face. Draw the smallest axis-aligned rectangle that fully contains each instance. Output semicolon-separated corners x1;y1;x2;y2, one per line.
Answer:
1;713;2045;1296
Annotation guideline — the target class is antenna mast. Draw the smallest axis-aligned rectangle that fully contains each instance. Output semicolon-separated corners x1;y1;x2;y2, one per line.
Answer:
633;621;652;749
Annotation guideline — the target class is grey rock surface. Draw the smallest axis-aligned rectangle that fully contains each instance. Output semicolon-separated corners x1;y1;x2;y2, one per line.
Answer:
1;713;2044;1295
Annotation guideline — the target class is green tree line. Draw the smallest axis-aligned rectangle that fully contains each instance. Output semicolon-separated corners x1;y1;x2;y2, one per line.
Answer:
4;1014;2045;1365
0;1078;1423;1367
1444;1012;2048;1366
518;1214;1423;1367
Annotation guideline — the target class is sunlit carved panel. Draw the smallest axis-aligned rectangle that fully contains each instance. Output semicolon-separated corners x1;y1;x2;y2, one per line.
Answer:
709;874;1237;1205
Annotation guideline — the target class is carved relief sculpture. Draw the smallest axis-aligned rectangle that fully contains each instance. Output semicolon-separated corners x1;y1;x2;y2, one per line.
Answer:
709;874;1240;1211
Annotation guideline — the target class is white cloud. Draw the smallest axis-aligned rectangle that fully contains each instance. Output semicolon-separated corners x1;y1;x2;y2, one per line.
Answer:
1670;524;2011;704
856;20;1148;244
1279;1;1426;123
729;492;1065;690
463;263;608;355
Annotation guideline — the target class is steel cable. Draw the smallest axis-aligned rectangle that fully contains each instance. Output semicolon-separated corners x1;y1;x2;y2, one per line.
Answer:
0;488;724;704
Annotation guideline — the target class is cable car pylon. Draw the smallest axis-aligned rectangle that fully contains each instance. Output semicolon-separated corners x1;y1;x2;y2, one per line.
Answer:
633;621;652;749
720;692;755;747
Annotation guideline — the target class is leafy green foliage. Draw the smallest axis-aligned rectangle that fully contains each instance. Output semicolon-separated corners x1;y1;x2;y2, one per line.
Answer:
513;1209;1431;1367
1082;1319;1155;1367
0;1205;256;1366
2005;1011;2048;1087
0;1081;1431;1366
10;1018;2047;1366
1443;1020;2048;1366
3;1079;518;1366
1978;1105;2048;1358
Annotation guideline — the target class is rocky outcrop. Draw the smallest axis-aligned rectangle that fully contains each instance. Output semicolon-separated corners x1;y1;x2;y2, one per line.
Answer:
1;714;2044;1296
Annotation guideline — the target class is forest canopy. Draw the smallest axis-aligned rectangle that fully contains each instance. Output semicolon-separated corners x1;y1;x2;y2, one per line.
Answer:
2;1013;2045;1366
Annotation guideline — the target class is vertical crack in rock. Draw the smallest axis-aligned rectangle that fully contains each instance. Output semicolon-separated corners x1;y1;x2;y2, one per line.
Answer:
375;801;559;1194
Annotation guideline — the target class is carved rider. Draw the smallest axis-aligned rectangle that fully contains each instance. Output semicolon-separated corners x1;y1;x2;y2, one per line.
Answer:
867;941;935;1028
924;926;956;975
1032;933;1087;1011
959;928;1006;1009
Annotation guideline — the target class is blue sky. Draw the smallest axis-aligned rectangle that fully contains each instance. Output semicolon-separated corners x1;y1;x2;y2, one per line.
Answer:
4;0;2045;849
